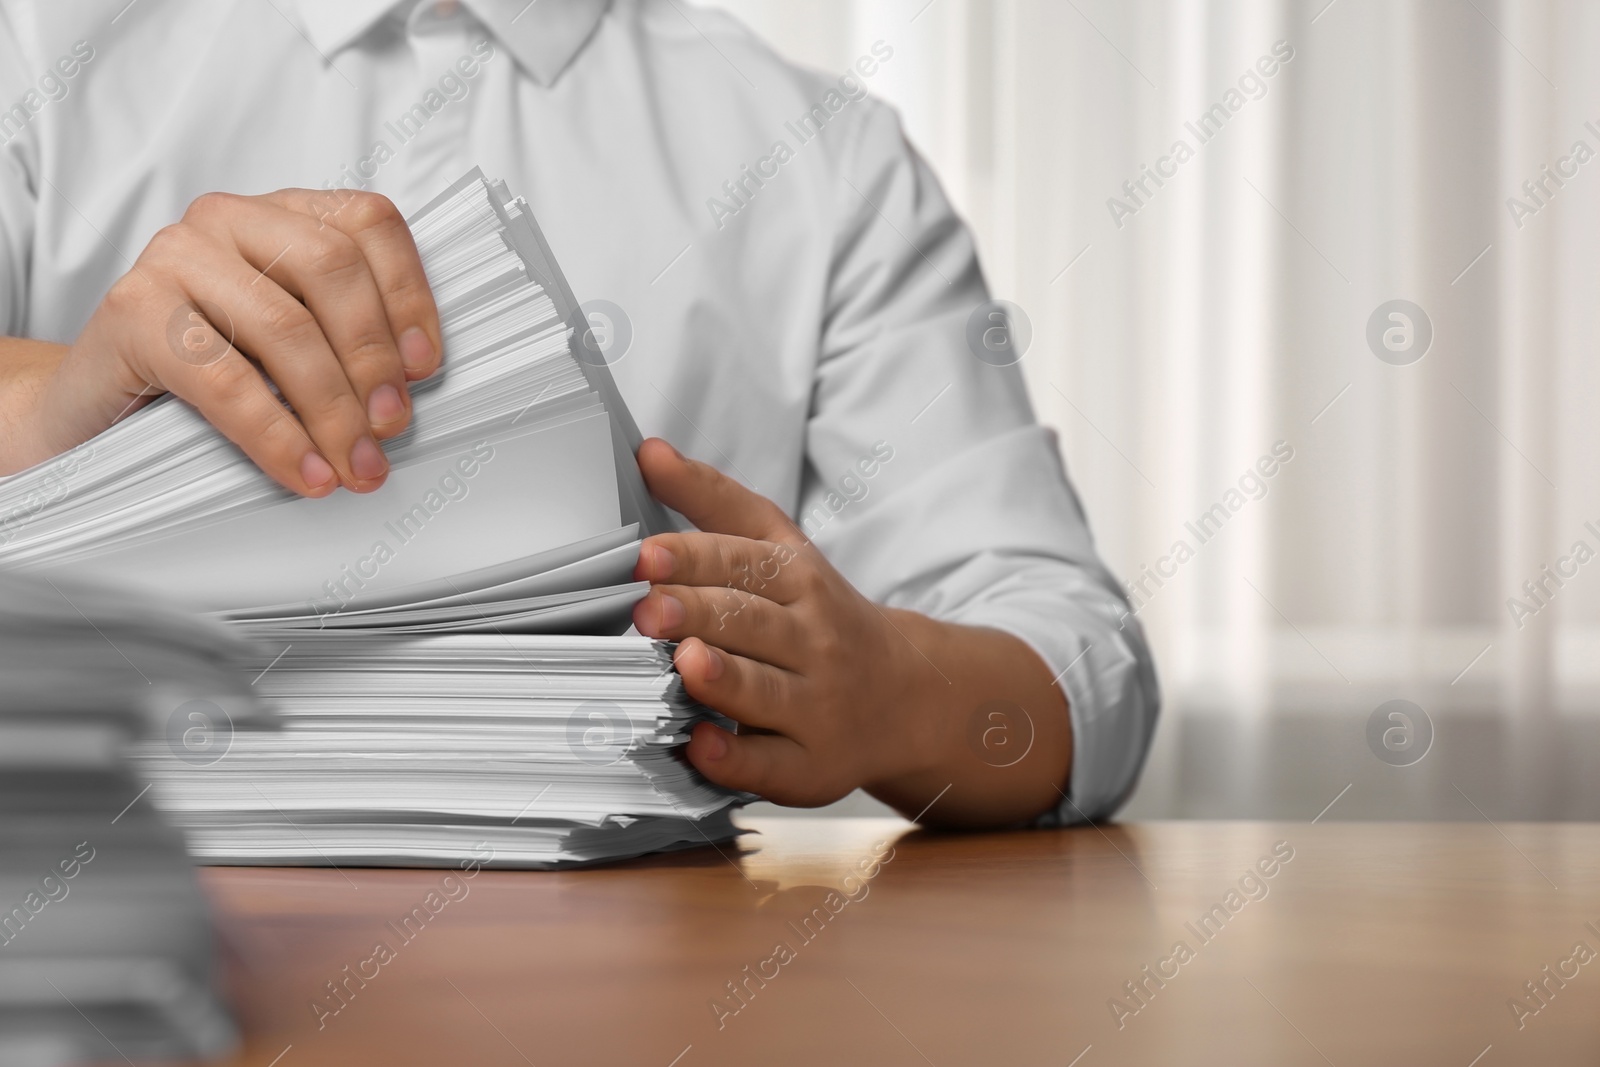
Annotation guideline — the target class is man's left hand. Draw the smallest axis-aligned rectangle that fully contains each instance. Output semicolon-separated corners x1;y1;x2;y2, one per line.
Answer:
632;438;1076;828
632;438;921;807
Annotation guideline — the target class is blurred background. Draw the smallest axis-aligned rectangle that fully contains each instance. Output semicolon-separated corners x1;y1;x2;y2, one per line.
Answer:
725;0;1600;821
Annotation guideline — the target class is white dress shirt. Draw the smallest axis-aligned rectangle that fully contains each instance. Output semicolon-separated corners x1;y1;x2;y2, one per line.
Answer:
0;0;1158;823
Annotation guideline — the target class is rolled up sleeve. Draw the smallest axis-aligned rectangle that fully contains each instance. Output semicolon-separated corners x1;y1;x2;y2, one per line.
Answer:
800;99;1159;825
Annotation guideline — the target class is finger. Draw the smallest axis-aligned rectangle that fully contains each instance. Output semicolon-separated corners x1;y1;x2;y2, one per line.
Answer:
673;637;796;733
184;193;412;440
267;189;443;381
635;584;808;670
112;275;338;497
141;228;388;492
637;438;800;542
685;721;814;802
634;532;804;604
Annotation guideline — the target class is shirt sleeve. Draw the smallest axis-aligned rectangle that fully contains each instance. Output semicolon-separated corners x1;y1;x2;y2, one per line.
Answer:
0;5;38;337
801;99;1160;825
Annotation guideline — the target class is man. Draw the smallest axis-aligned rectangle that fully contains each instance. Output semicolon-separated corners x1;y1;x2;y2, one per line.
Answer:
0;0;1157;828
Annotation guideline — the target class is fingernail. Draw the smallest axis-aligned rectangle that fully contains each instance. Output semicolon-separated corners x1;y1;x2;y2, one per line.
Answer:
399;327;434;372
644;543;675;580
350;436;388;481
662;439;684;461
367;383;405;424
701;726;728;760
300;451;336;491
699;643;723;681
656;592;686;631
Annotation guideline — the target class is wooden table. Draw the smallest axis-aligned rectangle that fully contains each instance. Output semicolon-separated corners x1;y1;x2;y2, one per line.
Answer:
198;817;1600;1066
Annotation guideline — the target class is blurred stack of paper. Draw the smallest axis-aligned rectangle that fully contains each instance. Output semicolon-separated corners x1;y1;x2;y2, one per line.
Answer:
0;570;262;1067
0;169;745;870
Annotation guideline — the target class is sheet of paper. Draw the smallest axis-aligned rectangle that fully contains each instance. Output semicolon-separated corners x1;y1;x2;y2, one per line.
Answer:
44;414;620;613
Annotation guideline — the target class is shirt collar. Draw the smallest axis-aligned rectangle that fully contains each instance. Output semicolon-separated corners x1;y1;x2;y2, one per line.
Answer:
291;0;611;86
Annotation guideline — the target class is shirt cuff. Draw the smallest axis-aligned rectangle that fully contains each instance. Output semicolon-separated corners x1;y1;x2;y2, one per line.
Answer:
947;591;1160;827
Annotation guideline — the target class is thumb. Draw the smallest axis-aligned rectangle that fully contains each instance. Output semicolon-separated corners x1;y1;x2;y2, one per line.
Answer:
637;438;796;542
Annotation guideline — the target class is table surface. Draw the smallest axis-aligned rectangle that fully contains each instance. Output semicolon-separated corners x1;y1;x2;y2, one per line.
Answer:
195;817;1600;1067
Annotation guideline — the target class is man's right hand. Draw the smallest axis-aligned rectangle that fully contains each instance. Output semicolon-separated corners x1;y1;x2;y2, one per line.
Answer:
13;188;442;496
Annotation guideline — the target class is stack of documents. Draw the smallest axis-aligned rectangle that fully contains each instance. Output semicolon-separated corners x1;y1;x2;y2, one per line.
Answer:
0;169;745;869
0;570;259;1066
142;634;741;867
0;168;667;618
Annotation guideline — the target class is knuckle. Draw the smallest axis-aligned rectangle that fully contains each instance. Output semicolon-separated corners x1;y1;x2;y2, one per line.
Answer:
292;374;364;427
141;223;194;265
799;565;829;600
344;191;403;232
669;535;711;582
682;534;714;572
200;352;267;408
342;335;400;376
183;191;237;223
811;626;842;661
736;554;770;598
759;667;787;710
715;539;743;585
382;269;435;313
241;406;310;465
102;271;154;317
750;541;779;579
297;393;366;440
744;598;774;640
306;188;354;228
256;294;318;345
303;233;364;278
704;587;739;630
